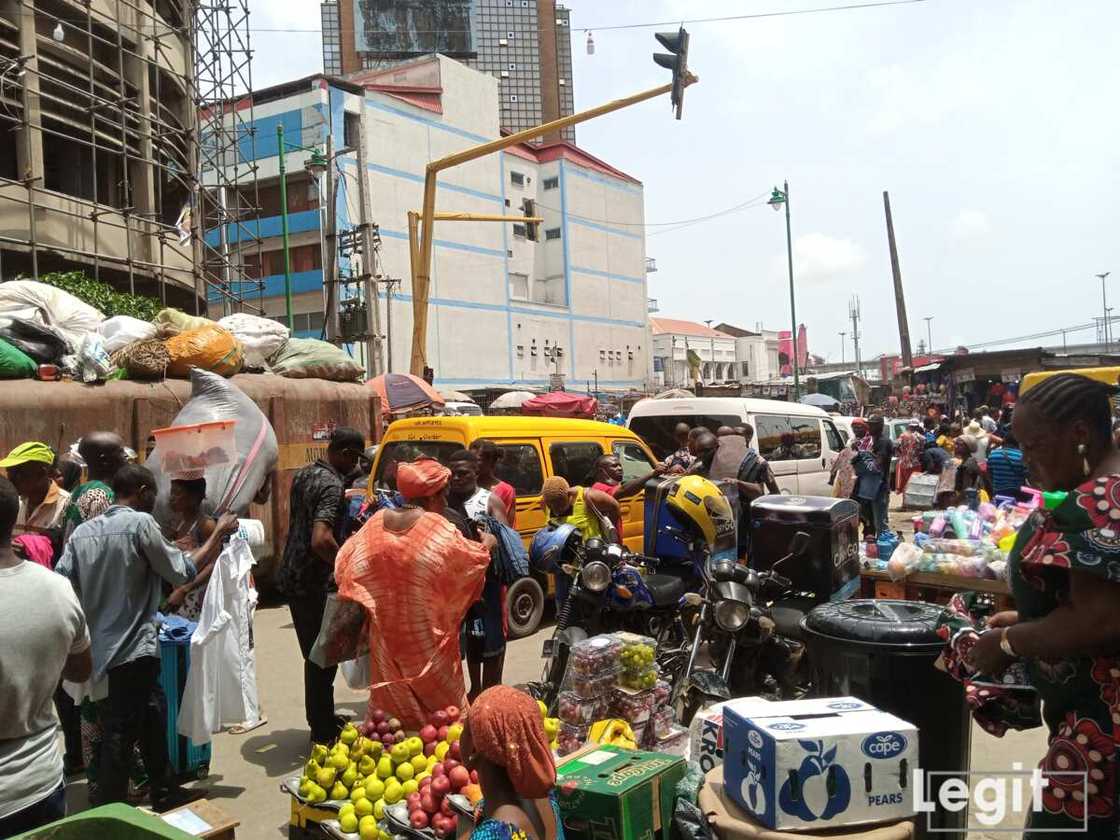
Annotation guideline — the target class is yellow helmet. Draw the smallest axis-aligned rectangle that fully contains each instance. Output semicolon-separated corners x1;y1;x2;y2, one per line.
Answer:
666;475;736;547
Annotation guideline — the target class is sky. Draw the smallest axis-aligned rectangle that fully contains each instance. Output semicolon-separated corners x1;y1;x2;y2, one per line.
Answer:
247;0;1119;362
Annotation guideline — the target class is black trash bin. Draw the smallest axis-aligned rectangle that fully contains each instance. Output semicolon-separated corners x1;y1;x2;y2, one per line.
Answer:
801;599;970;837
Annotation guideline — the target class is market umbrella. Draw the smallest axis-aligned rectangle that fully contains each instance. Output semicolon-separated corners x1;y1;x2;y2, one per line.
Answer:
800;392;840;410
438;389;474;403
521;391;598;419
367;373;445;414
489;390;538;411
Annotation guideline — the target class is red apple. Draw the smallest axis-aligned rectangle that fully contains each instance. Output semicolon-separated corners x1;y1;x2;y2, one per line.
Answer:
430;709;449;728
431;775;451;797
444;759;460;773
430;762;445;778
445;706;461;723
448;741;461;760
448;766;470;790
440;796;455;817
407;793;422;811
424;741;437;757
381;733;395;746
410;810;430;829
434;814;454;836
419;724;438;743
470;769;479;784
420;792;438;814
387;718;402;732
370;709;386;724
419;775;433;789
376;721;391;735
437;725;449;742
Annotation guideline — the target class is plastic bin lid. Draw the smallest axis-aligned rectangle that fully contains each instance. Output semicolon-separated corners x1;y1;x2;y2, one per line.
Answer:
802;599;944;646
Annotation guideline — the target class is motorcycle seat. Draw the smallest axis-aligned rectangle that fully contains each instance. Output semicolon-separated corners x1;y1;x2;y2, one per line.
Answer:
642;573;688;608
768;596;816;642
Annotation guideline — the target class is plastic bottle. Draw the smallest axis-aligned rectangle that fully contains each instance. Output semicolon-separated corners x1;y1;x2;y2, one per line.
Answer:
1020;487;1042;509
929;514;947;537
1043;491;1069;510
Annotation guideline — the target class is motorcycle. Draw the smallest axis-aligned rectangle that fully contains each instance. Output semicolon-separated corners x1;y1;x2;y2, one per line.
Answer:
525;523;696;711
672;531;814;725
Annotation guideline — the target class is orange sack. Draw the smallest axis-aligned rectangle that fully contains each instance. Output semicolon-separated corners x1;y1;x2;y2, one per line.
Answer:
165;325;244;377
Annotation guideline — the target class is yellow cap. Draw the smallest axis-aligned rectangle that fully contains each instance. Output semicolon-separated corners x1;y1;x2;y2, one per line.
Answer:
0;441;55;468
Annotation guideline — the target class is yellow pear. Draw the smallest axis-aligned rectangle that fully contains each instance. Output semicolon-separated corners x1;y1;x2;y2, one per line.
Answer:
330;781;349;801
410;754;428;774
329;752;349;770
364;777;385;801
311;743;329;764
383;779;403;805
434;741;449;760
359;815;378;840
349;785;366;803
376;756;394;780
373;799;385;821
341;765;359;788
306;783;327;804
401;779;418;796
340;724;359;745
354;797;374;817
395;761;414;782
340;813;359;833
359;755;376;776
446;723;463;743
315;766;337;788
298;777;313;798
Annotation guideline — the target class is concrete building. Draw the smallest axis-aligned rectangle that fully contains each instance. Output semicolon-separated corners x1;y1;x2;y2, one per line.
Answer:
716;322;782;384
211;55;650;390
0;0;202;306
651;318;737;388
321;0;575;140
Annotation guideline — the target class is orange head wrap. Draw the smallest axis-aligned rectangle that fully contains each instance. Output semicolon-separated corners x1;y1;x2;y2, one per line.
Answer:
396;457;450;500
467;686;556;798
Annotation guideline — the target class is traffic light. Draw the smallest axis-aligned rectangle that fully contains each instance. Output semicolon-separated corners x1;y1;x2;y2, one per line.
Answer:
653;27;690;120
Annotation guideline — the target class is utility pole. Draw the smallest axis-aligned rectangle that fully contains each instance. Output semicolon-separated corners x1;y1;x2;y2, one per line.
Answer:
322;135;340;343
850;296;863;379
923;316;933;356
839;331;846;365
276;124;293;330
768;183;799;400
883;191;912;368
1097;272;1112;353
354;115;383;375
381;276;401;372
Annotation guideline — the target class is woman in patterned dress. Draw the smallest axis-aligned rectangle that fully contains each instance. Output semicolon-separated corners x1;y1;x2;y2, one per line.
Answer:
164;478;216;620
968;373;1120;838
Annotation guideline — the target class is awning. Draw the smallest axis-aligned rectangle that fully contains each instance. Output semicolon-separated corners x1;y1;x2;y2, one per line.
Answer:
913;363;942;373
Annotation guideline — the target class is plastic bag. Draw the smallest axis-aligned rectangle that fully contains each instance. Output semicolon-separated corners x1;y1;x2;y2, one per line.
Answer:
217;313;289;359
100;315;157;354
268;337;363;382
77;333;113;382
153;307;214;337
111;338;169;380
886;541;922;581
340;655;371;690
148;369;279;520
0;317;69;363
165;325;244;377
0;280;103;352
0;337;37;379
309;594;369;668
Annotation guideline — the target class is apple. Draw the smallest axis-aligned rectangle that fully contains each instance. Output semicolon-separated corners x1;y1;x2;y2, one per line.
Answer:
424;741;437;757
448;741;461;760
445;706;461;723
419;724;438;743
440;796;455;817
419;774;433;788
444;759;460;773
368;732;382;743
410;810;430;829
406;793;422;811
435;814;456;835
430;762;445;778
371;709;386;724
420;791;439;814
376;721;391;735
393;730;406;744
470;770;479;784
437;725;449;742
381;733;395;746
431;775;451;797
430;709;449;728
387;718;402;732
448;766;470;791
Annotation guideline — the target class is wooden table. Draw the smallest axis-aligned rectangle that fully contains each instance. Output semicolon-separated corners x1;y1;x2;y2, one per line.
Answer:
860;568;1014;612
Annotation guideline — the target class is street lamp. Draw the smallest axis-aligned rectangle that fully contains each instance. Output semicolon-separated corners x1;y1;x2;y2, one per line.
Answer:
839;331;846;365
768;182;798;400
923;316;934;356
1096;272;1111;352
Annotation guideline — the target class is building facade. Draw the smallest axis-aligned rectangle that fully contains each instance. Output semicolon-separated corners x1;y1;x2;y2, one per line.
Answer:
321;0;575;140
212;56;649;390
651;318;738;388
716;322;782;384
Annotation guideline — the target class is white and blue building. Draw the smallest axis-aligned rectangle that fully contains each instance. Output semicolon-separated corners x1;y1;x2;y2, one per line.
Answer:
208;54;652;391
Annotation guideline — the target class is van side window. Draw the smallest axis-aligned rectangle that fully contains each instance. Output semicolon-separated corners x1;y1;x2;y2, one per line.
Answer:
824;420;844;452
374;441;461;486
628;414;740;460
791;416;822;459
494;444;544;496
549;441;605;485
612;442;654;483
755;415;793;461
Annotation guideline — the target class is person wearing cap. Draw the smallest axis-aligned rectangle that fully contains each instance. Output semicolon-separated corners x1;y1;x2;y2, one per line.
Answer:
0;442;70;536
334;458;493;728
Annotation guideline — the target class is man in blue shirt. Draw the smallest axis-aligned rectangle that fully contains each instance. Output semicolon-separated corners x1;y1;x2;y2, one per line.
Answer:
987;434;1028;498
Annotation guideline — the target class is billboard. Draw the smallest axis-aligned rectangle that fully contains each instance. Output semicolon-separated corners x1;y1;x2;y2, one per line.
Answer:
353;0;475;59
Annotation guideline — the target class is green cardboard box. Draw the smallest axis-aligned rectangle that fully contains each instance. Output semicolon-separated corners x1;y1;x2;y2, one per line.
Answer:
556;745;687;840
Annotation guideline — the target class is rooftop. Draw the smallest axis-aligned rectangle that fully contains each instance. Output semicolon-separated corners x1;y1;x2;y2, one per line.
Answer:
650;318;734;339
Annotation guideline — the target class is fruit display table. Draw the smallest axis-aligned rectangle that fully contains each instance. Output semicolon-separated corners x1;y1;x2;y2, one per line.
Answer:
860;568;1014;613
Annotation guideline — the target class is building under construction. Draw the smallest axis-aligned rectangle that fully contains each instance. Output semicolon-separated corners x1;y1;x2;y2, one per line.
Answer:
0;0;263;312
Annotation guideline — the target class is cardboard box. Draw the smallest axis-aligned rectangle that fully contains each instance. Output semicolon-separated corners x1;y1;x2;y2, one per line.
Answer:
722;696;918;831
159;799;239;840
687;697;773;774
556;744;687;840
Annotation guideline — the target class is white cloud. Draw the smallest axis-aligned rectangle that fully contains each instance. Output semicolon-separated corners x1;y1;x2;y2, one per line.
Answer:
952;209;991;240
773;233;866;287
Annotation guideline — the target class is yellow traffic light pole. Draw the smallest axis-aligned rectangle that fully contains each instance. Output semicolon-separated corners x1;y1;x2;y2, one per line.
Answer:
408;74;697;376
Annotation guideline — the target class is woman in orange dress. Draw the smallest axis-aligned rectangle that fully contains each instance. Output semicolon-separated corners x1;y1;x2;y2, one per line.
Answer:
335;458;492;728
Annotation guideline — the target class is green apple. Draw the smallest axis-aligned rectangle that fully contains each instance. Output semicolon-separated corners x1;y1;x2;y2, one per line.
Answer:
405;736;423;757
364;777;385;801
389;742;410;765
395;760;414;782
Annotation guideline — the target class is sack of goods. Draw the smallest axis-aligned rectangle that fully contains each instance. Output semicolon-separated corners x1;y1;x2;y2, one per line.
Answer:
268;337;364;382
0;316;69;364
0;279;103;352
111;338;170;380
153;307;216;337
217;313;290;361
0;338;37;379
99;314;158;354
165;324;244;378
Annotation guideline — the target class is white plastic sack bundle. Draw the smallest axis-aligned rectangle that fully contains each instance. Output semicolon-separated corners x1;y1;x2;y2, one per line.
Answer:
217;313;289;360
99;315;158;354
148;369;278;522
0;280;102;352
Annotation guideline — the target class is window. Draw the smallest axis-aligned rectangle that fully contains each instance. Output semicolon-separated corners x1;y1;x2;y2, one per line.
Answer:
373;440;462;488
510;94;518;103
550;442;606;486
613;442;654;486
740;361;749;377
627;414;740;461
755;415;794;461
343;111;360;150
509;63;517;70
824;420;844;453
494;443;544;496
543;176;559;190
509;272;529;300
512;223;527;239
510;171;525;187
791;417;822;460
545;227;561;241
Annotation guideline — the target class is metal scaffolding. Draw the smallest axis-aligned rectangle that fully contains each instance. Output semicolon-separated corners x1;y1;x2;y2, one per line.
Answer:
0;0;262;313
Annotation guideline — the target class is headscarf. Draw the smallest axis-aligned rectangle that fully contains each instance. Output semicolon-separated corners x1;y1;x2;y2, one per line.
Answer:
541;476;571;511
852;419;873;452
396;457;450;499
468;686;556;798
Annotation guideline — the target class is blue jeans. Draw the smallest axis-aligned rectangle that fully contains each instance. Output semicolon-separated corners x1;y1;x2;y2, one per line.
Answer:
0;782;66;837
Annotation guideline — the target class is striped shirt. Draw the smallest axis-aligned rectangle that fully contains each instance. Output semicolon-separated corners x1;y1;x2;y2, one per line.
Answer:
987;446;1027;495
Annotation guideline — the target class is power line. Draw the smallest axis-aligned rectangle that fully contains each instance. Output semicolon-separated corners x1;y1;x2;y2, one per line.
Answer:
249;0;931;35
531;191;771;229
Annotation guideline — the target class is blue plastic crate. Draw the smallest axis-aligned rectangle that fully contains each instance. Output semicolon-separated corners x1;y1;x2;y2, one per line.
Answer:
158;637;211;780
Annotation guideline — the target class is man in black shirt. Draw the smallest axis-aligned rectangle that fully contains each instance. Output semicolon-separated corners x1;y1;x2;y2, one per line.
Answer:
867;415;894;534
279;427;364;745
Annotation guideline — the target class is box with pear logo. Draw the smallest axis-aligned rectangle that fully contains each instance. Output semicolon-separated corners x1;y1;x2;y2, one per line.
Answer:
722;696;917;831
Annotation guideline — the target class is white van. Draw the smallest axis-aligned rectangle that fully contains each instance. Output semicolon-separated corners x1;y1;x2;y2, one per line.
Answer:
627;397;845;496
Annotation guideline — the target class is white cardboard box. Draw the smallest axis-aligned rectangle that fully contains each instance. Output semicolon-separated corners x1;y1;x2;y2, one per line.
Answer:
687;696;773;774
722;696;918;831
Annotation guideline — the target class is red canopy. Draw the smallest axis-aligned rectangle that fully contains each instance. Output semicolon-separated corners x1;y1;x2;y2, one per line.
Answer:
520;392;598;418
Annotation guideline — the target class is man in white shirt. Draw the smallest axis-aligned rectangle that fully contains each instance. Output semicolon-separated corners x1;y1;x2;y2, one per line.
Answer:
0;477;91;836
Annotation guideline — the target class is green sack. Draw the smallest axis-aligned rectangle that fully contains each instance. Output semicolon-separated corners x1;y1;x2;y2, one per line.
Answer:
0;337;37;379
268;337;364;382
